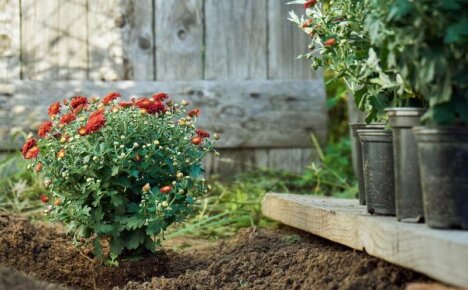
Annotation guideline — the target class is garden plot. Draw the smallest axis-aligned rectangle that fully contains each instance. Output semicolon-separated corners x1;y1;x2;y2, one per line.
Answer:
0;212;430;290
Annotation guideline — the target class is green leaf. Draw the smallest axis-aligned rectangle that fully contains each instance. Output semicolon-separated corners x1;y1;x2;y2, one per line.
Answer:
111;166;120;176
146;220;162;235
119;215;145;230
110;237;124;256
125;230;145;250
95;223;115;234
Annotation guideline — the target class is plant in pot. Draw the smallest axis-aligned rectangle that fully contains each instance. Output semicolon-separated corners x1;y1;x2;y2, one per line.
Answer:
289;0;396;215
22;92;219;263
378;0;468;229
363;0;428;222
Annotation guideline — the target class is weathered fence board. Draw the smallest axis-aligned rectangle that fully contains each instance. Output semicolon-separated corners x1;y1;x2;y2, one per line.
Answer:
155;0;203;81
0;0;20;81
21;0;60;80
268;0;317;80
0;1;327;176
88;0;125;81
121;0;155;80
204;0;268;80
0;79;326;149
57;0;88;80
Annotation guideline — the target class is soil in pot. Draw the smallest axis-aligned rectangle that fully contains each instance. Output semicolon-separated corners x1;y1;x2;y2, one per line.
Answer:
358;129;396;216
349;123;386;205
387;108;425;223
0;212;431;290
414;127;468;229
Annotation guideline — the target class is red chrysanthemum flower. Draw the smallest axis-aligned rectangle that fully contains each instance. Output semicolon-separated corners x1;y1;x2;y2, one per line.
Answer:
25;146;40;159
195;129;210;138
78;127;88;136
22;138;37;158
304;0;317;9
70;96;88;109
72;104;88;114
85;111;106;134
135;98;166;114
188;108;201;117
102;92;121;105
38;121;53;137
152;92;169;102
119;101;133;108
35;162;43;172
40;194;49;203
48;102;61;117
57;148;66;158
324;38;337;47
59;112;76;125
302;19;314;28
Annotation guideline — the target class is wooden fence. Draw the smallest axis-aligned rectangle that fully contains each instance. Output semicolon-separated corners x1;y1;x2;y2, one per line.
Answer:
0;0;327;176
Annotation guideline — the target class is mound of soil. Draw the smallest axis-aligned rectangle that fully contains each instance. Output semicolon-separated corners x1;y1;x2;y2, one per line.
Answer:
0;267;66;290
0;212;431;290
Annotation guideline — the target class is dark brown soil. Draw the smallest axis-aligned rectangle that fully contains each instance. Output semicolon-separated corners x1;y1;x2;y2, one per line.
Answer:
0;266;66;290
0;212;431;290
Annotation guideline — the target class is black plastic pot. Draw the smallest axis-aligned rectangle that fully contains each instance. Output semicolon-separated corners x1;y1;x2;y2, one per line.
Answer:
349;123;386;205
358;129;396;216
386;108;425;223
413;127;468;229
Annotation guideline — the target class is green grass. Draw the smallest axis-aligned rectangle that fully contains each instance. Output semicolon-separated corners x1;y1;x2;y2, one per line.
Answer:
166;135;357;240
0;152;45;217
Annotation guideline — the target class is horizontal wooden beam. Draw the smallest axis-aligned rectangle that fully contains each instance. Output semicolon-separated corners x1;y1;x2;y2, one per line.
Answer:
262;193;468;288
0;80;327;149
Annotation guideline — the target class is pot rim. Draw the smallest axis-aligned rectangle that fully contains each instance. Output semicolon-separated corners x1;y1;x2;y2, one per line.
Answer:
356;129;392;136
413;126;468;134
385;107;426;117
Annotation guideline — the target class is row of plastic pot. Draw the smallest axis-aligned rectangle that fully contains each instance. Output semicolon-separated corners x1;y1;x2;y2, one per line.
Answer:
350;108;468;230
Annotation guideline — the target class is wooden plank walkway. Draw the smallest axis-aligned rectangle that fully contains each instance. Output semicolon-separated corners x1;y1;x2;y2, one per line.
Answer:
262;193;468;288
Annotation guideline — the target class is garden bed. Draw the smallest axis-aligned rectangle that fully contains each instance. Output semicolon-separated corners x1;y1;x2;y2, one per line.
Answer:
0;211;430;290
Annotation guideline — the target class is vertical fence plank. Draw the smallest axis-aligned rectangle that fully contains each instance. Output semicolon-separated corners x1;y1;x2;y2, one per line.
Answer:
88;0;125;81
205;0;267;80
267;0;317;79
57;0;88;79
21;0;60;80
121;0;154;80
267;0;324;174
155;0;203;81
0;0;20;81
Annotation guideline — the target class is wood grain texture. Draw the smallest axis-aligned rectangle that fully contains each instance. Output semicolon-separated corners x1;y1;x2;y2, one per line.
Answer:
204;0;267;80
262;193;468;288
0;79;327;149
0;0;20;81
121;0;154;80
267;0;318;80
87;0;125;81
57;0;88;79
155;0;203;81
21;0;60;80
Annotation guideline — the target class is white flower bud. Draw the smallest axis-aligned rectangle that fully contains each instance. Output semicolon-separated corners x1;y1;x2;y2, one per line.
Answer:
120;145;124;148
92;156;98;161
153;140;159;145
133;142;139;147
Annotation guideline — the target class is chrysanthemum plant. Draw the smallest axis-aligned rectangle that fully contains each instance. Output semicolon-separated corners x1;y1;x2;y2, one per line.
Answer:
365;0;468;125
288;0;413;122
22;92;219;263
